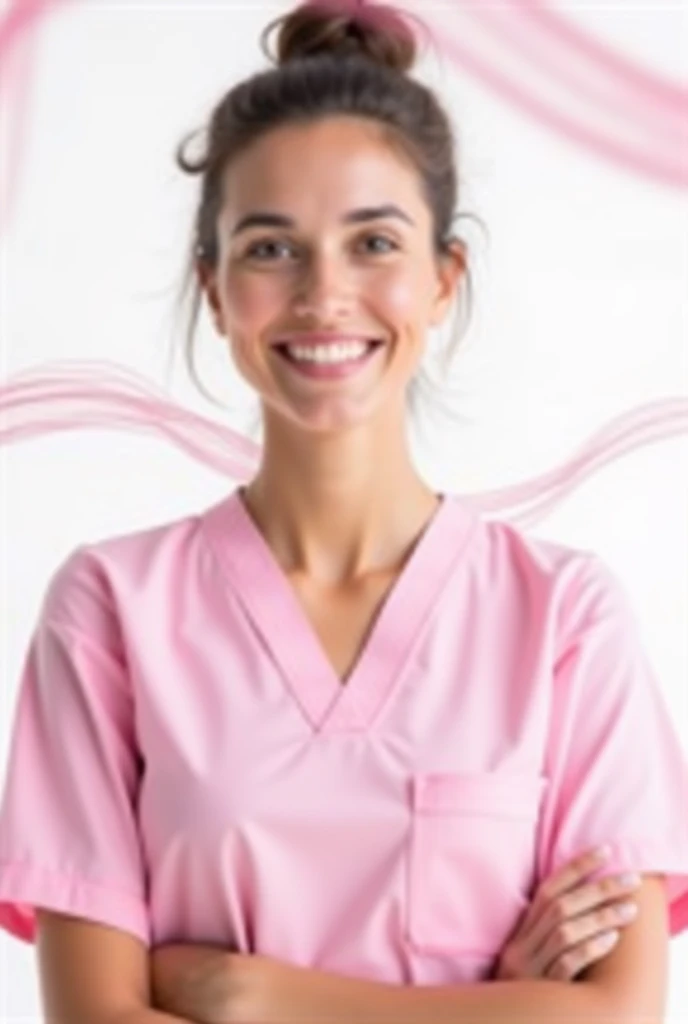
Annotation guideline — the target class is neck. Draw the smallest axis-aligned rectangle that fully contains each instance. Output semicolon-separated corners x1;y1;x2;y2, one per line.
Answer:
240;459;439;590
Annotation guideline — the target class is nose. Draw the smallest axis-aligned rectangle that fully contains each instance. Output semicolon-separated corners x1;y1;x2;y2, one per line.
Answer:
291;249;354;320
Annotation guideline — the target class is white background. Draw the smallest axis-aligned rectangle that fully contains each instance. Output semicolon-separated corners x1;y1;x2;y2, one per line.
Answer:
1;0;687;1019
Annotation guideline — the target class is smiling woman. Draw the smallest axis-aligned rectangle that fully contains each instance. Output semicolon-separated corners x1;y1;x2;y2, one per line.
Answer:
0;0;687;1022
186;115;467;445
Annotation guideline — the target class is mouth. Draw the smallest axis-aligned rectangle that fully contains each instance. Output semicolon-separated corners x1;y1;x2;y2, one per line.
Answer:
272;339;385;379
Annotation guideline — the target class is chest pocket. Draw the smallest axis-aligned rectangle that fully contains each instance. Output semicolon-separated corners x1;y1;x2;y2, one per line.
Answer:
404;771;549;959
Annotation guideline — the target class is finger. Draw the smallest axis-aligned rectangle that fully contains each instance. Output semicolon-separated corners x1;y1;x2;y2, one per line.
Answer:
526;873;640;957
530;846;611;916
517;846;611;944
532;899;636;976
547;872;641;923
544;930;620;982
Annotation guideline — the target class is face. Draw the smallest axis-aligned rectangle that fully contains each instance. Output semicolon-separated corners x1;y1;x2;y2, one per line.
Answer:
198;116;465;433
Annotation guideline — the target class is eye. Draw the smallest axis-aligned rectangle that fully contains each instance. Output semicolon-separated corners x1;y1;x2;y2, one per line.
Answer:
244;238;295;261
360;233;399;254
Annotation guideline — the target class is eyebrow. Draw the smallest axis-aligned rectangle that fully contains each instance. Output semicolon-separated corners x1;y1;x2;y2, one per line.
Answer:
230;204;415;238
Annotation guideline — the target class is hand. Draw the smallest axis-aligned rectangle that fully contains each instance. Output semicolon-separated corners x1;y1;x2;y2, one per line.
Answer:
495;846;641;982
150;943;247;1024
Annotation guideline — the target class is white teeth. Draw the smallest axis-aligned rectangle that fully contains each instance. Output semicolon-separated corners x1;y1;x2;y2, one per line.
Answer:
285;342;371;364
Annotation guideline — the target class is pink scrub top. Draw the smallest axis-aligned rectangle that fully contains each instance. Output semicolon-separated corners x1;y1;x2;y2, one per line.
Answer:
1;488;687;985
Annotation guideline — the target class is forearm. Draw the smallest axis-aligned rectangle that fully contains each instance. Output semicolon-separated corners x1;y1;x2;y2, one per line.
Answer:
149;942;238;1024
296;970;629;1024
117;1011;199;1024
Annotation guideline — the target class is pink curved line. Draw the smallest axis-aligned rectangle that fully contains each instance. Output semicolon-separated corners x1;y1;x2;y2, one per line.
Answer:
0;0;75;230
396;0;687;187
425;17;688;189
1;21;37;230
0;0;72;61
1;361;686;531
461;3;686;149
478;408;688;528
517;0;688;109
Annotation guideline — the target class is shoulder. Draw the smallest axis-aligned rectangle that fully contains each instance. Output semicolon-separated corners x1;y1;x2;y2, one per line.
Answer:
455;495;606;627
452;501;650;684
41;503;207;636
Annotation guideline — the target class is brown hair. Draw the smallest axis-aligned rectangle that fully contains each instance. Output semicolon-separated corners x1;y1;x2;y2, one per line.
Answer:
172;0;484;443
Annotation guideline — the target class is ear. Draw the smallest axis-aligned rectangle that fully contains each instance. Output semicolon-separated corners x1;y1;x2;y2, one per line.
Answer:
429;239;467;327
196;258;225;335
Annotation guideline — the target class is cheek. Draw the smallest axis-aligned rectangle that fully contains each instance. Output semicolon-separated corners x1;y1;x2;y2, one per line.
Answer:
217;278;262;373
374;268;429;325
223;275;285;369
224;273;277;326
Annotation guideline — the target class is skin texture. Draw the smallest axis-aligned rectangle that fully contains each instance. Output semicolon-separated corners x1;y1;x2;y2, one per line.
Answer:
197;114;466;590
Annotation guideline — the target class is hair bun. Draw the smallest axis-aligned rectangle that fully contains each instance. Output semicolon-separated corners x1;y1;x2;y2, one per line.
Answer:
262;0;419;76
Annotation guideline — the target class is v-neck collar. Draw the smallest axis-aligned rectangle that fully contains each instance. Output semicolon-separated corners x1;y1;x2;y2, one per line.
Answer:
201;487;479;735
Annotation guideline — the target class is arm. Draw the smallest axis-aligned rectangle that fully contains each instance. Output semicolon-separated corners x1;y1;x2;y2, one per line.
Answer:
387;876;666;1024
35;908;198;1023
244;876;667;1024
117;1013;195;1023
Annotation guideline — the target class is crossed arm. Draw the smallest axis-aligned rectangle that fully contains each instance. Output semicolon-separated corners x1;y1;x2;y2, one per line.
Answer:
150;875;668;1024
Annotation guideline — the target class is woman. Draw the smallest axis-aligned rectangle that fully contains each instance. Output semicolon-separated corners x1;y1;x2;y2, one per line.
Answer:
0;1;686;1021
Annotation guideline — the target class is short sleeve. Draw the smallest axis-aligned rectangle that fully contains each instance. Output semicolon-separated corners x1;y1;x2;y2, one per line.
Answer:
536;553;688;937
0;548;151;947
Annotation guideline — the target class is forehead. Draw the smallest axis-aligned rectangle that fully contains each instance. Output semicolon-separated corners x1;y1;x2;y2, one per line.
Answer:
219;116;427;222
